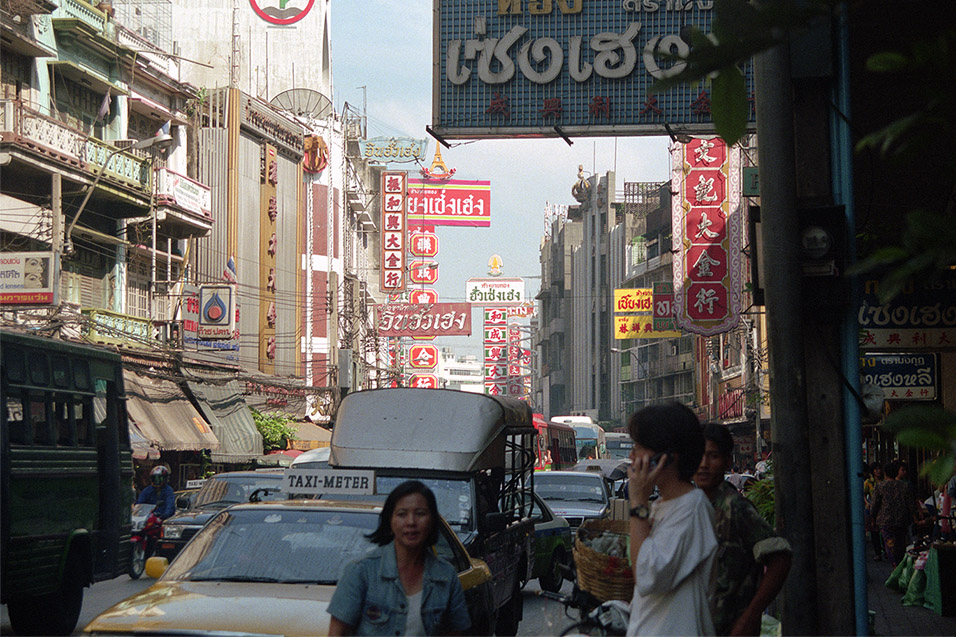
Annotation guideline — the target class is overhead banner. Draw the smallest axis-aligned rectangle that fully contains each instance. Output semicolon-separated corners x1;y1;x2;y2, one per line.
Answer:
671;137;743;336
432;0;753;139
0;251;57;305
376;302;471;337
408;179;491;227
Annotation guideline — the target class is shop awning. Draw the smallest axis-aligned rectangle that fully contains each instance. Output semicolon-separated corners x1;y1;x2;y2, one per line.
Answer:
289;421;332;451
123;370;219;451
185;379;263;463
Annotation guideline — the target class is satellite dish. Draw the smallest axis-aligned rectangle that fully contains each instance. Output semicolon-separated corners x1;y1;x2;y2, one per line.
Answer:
270;88;333;120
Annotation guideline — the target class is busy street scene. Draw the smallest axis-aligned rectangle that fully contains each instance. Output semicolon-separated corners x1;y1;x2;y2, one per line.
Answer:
1;0;955;635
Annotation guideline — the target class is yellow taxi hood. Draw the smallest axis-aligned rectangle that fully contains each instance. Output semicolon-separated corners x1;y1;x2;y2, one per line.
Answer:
84;581;335;636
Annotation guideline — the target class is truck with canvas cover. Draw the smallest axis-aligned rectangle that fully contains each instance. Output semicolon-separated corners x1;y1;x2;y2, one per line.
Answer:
329;388;536;636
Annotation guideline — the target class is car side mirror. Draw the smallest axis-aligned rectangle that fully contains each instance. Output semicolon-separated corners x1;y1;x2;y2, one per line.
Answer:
145;556;169;578
484;511;509;532
176;496;190;509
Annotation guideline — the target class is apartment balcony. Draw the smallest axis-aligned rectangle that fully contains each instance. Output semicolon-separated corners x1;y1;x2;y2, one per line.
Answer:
1;8;58;57
154;167;213;237
53;0;117;48
82;308;155;349
1;99;151;196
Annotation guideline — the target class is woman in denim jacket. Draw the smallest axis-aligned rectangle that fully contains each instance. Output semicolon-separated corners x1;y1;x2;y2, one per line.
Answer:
328;481;471;636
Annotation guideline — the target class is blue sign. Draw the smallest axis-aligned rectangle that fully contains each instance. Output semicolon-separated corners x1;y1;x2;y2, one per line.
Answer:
432;0;754;138
860;353;937;400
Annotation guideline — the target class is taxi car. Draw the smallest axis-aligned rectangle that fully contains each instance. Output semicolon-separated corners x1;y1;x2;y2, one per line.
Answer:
528;492;572;592
156;470;285;560
84;499;496;636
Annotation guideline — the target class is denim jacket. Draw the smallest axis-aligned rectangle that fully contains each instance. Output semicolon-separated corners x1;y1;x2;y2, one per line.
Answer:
327;541;470;636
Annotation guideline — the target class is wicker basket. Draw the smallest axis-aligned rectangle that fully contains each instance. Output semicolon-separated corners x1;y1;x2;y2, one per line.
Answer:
573;518;634;602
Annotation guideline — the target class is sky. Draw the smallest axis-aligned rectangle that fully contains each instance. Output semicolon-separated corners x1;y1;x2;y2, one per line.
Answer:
330;1;672;358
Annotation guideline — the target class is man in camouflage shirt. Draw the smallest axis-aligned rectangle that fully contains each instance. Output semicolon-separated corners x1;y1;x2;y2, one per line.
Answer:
696;423;792;636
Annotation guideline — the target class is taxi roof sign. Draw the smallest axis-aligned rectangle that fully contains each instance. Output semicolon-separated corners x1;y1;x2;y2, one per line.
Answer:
283;468;376;496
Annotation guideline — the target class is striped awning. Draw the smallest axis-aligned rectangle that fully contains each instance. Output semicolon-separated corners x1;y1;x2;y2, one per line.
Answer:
186;379;263;463
123;370;219;451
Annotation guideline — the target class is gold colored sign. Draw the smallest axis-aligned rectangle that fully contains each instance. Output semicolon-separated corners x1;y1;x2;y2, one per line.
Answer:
615;316;681;339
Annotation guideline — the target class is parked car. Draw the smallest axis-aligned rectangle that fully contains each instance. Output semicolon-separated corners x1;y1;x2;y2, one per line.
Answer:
84;499;496;636
534;470;611;535
528;492;573;592
156;470;284;561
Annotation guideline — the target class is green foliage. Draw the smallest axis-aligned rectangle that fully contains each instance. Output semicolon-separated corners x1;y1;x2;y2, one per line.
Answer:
882;405;956;486
745;463;776;527
250;408;298;452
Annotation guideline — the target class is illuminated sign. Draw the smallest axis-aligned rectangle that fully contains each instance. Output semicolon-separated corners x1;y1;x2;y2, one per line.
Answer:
408;179;491;227
671;137;742;336
380;172;408;293
432;0;753;139
198;285;237;340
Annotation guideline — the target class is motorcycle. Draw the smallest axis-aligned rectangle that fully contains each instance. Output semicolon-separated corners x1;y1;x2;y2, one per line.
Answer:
129;503;162;579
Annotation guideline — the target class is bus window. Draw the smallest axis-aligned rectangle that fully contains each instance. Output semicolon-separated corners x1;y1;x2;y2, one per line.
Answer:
55;395;73;446
75;398;94;447
29;393;53;446
29;353;48;386
6;392;28;445
52;357;70;388
73;360;91;390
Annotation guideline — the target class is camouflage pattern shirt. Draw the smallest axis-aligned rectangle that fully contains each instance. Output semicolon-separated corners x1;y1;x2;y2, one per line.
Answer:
708;480;792;636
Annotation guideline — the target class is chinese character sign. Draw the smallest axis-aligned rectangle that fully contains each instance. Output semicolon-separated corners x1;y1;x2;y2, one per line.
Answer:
381;172;408;293
671;137;742;336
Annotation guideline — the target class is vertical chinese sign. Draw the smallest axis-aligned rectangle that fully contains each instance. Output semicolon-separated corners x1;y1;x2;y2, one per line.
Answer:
670;138;743;336
259;144;278;373
408;228;440;342
380;171;408;294
483;308;508;396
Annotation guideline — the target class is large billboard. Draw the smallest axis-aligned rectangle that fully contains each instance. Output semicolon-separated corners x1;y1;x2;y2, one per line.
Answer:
0;252;57;305
432;0;752;139
408;179;491;227
375;302;472;337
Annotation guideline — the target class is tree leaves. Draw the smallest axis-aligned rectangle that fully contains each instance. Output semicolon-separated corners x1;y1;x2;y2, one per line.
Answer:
882;405;956;486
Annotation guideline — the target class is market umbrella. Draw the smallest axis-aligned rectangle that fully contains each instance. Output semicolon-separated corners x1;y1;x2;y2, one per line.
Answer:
572;459;630;482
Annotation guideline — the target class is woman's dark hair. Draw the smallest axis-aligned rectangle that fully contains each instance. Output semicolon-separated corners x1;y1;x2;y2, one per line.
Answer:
628;402;705;481
701;422;734;460
884;461;901;480
367;480;440;547
869;461;883;473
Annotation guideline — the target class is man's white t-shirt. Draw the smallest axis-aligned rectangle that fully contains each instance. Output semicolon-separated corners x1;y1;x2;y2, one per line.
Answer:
628;488;718;636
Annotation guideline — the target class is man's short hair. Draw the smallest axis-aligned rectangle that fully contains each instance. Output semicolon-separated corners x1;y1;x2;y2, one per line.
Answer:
701;422;735;459
627;402;705;481
885;460;901;480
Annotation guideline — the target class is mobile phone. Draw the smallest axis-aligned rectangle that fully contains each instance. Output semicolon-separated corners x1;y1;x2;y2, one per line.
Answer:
649;451;671;469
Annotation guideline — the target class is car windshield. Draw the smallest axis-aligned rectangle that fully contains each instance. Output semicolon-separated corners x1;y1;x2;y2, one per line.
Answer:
164;508;379;584
534;475;607;503
192;475;285;508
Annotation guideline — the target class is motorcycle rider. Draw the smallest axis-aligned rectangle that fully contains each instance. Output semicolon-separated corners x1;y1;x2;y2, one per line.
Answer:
136;465;176;519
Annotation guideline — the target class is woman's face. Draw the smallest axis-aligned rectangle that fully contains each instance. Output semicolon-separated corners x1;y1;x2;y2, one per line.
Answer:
390;492;433;552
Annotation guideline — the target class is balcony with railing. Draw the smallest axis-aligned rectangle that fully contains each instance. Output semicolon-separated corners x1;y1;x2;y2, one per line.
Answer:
1;99;151;192
154;167;213;236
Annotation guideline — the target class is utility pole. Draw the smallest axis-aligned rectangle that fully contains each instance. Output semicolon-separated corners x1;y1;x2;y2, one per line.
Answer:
51;174;62;253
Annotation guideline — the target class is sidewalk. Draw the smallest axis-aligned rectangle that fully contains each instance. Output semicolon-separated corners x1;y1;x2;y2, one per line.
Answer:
867;551;956;636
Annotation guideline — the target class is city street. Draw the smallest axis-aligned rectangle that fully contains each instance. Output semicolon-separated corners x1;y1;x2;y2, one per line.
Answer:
0;575;574;636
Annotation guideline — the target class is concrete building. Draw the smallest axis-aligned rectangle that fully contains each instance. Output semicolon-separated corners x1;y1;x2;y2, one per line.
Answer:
435;348;482;393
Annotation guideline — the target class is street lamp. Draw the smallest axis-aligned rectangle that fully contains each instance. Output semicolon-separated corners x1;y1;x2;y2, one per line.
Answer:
64;133;173;254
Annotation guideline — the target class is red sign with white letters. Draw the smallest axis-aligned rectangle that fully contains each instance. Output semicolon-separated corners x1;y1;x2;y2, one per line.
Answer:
408;344;439;369
408;374;439;389
380;172;407;293
409;231;439;257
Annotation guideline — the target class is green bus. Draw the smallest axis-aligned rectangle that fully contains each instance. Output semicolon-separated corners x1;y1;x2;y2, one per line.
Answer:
1;329;133;635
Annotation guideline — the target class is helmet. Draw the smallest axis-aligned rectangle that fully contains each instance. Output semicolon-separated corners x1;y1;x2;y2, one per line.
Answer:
150;465;170;487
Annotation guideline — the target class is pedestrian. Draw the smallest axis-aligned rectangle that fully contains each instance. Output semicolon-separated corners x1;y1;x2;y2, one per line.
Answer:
625;402;718;636
327;480;470;636
870;460;919;566
695;423;792;636
863;461;886;560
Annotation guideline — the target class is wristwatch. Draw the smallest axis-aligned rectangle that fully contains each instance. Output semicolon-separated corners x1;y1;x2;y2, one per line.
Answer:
629;503;650;520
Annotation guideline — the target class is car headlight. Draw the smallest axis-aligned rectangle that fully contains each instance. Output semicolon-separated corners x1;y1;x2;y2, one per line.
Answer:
162;525;185;539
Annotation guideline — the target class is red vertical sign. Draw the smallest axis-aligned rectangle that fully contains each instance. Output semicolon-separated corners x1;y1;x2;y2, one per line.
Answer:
670;138;742;335
381;171;407;293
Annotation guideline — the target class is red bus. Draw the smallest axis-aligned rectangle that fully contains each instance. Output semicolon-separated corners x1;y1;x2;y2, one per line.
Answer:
532;413;577;471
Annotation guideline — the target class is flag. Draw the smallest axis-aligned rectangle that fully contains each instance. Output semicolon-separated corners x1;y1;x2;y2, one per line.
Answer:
222;256;237;283
156;120;171;137
95;89;111;123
